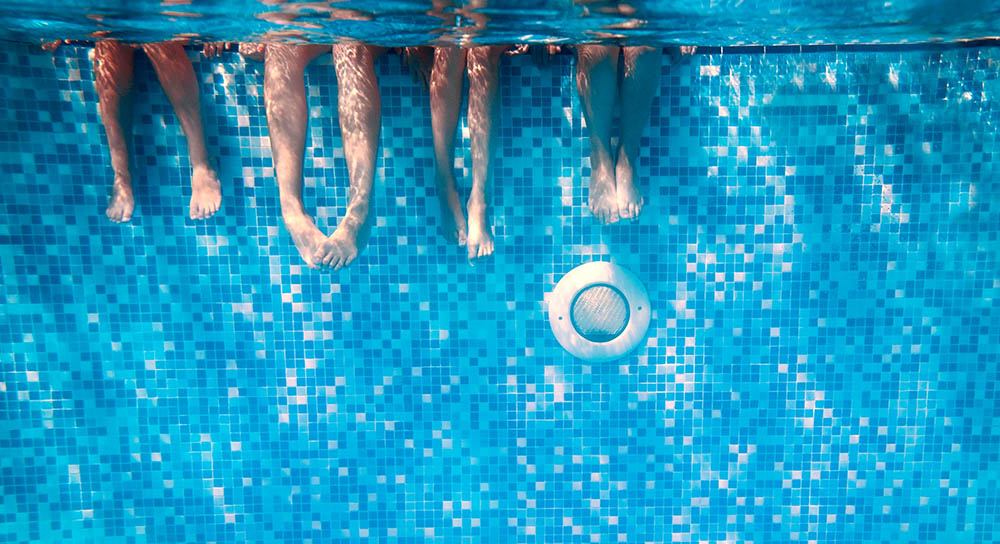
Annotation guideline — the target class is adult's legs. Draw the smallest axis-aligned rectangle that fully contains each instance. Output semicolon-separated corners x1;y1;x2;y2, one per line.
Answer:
465;45;506;260
313;43;382;270
429;46;468;245
576;44;620;224
263;43;328;267
94;40;135;223
616;46;661;220
142;41;221;220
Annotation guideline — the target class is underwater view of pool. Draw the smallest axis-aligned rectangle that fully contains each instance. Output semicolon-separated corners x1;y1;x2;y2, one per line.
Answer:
2;2;1000;543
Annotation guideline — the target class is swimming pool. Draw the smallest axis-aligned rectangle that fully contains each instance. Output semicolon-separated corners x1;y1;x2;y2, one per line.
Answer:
2;10;1000;544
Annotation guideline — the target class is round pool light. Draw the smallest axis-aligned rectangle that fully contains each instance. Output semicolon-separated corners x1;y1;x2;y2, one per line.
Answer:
549;262;650;361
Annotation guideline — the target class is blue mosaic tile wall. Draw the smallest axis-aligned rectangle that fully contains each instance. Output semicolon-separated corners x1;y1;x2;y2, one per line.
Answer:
1;41;999;543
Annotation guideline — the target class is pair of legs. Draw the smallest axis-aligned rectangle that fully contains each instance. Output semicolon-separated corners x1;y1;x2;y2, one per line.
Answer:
429;45;507;260
262;43;381;270
94;40;221;222
575;45;662;224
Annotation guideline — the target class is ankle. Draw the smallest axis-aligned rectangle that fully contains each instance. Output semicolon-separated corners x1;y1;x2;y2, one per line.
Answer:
191;161;214;173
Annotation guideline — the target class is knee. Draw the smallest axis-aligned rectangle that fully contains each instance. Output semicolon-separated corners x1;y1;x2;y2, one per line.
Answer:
142;41;188;68
333;43;372;68
622;46;662;80
468;46;504;69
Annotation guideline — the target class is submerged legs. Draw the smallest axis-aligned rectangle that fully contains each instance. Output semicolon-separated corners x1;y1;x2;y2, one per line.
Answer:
616;46;660;220
427;44;506;261
576;44;620;224
143;41;221;220
465;45;506;260
95;40;136;223
263;43;329;267
312;43;382;271
429;45;469;246
576;44;662;223
262;43;382;270
94;40;221;222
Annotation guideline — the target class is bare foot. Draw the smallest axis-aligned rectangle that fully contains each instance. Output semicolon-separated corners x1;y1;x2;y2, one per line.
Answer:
190;164;222;220
437;183;467;245
615;148;644;220
588;163;619;224
466;199;494;261
106;174;134;223
283;213;327;268
313;226;359;271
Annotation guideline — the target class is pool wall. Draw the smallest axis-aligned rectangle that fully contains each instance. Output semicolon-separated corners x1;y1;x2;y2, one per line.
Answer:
1;41;999;543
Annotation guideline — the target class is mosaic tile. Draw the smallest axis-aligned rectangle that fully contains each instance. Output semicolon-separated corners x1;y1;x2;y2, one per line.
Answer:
0;41;999;543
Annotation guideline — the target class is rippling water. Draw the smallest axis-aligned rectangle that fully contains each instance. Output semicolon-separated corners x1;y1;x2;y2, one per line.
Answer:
0;0;999;46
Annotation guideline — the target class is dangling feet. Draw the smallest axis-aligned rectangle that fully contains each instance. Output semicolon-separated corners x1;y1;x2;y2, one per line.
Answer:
466;197;494;261
437;181;468;245
313;225;360;271
283;213;327;268
106;173;135;223
615;147;644;220
588;161;619;224
189;163;222;220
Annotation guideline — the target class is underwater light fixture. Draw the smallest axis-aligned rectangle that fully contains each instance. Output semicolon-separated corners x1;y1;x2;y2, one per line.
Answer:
549;262;650;361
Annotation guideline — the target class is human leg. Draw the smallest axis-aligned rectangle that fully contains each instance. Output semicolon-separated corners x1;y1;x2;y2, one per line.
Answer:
94;40;135;222
616;46;661;220
429;46;469;245
576;44;620;224
465;45;507;260
263;43;328;267
143;41;221;220
313;43;382;270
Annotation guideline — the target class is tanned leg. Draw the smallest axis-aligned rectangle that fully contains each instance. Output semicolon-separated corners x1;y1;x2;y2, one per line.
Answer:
465;45;507;260
616;46;661;220
575;44;620;224
313;43;382;271
94;40;135;223
429;46;469;245
263;43;329;267
143;41;221;220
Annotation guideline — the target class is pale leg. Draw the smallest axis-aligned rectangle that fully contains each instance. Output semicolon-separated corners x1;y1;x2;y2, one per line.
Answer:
576;45;620;224
313;44;382;270
94;40;135;223
429;46;468;245
263;43;328;267
616;46;661;220
143;41;221;220
465;45;506;260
